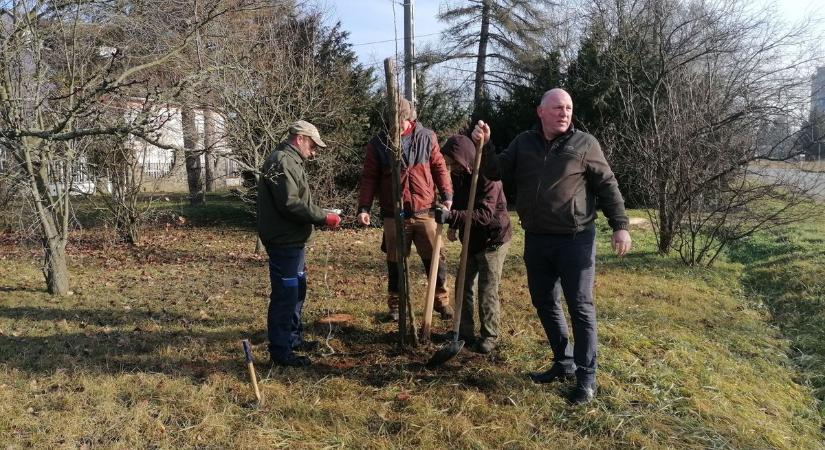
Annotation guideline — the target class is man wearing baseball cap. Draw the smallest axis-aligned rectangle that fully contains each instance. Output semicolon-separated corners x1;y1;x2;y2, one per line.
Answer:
258;119;340;367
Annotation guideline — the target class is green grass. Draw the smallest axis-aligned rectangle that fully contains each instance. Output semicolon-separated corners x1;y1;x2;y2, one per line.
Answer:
0;196;823;448
728;216;825;405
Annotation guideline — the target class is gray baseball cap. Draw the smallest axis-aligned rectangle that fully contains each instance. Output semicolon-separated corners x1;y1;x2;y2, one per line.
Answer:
288;120;327;148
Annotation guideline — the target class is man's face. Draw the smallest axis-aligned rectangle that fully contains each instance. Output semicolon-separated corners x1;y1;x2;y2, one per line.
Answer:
297;135;318;159
536;90;573;140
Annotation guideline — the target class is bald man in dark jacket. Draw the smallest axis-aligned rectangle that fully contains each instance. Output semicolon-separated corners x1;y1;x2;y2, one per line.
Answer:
473;88;632;405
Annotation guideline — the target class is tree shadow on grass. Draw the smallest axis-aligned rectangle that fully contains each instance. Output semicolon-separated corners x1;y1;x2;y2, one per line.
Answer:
0;305;239;330
0;285;45;293
0;328;247;383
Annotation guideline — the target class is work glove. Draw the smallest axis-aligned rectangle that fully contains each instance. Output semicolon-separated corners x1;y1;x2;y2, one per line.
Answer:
324;213;341;229
433;205;451;224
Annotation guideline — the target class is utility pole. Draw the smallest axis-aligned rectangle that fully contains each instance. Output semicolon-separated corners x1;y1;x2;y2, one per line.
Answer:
403;0;416;105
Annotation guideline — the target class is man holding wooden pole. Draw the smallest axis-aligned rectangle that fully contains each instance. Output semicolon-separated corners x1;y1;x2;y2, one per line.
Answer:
474;88;632;404
356;98;454;322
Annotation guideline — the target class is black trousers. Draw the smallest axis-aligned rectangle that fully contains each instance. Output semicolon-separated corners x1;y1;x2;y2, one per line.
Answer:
524;228;597;384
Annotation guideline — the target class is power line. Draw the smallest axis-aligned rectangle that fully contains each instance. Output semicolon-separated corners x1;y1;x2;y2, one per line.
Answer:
351;32;441;47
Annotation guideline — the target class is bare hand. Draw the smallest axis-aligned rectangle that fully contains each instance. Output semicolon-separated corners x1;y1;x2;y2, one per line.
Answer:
357;212;371;226
447;229;458;242
611;229;632;257
471;120;491;146
442;200;453;210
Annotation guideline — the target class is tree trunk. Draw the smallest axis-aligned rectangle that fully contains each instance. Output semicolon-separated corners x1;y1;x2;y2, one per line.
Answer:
43;236;69;296
26;141;71;296
116;214;141;245
472;0;491;120
182;105;205;205
203;108;216;192
657;203;674;254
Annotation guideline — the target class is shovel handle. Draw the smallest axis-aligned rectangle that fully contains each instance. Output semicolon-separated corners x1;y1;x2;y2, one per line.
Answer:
241;340;262;403
422;223;443;339
452;138;485;335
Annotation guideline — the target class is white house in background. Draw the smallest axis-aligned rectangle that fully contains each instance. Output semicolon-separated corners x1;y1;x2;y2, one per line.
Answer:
42;100;242;195
124;99;241;192
4;100;243;196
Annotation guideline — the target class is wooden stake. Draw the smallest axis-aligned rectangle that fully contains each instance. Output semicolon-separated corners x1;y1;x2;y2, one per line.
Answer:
384;58;418;347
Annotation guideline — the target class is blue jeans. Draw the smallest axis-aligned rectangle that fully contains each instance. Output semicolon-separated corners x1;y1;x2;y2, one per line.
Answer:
265;245;307;360
524;228;597;384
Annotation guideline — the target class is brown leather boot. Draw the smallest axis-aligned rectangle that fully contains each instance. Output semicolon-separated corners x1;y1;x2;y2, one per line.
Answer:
434;303;454;320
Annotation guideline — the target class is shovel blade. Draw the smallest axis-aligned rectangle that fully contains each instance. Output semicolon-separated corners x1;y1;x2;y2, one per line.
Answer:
426;340;465;368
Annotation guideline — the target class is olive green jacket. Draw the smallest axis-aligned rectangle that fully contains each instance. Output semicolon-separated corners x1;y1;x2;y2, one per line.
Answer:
257;143;327;247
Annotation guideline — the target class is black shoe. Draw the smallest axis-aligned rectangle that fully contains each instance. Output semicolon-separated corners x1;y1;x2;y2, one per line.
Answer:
272;354;311;367
528;364;575;384
569;381;597;405
474;338;496;354
293;340;320;352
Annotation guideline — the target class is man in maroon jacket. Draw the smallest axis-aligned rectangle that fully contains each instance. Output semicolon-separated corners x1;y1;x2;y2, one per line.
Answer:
357;99;454;321
437;135;512;354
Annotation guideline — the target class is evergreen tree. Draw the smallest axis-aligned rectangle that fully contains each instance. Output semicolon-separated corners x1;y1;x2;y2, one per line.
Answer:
423;0;553;120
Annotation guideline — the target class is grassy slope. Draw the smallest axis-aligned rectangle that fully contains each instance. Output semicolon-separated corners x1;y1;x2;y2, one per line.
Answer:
729;214;825;408
0;195;822;449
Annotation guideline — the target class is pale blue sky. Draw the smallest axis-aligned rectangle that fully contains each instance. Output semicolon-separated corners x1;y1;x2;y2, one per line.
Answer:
325;0;824;66
323;0;445;67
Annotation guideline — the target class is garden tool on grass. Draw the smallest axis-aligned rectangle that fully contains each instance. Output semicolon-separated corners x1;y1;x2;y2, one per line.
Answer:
426;138;484;368
241;339;262;403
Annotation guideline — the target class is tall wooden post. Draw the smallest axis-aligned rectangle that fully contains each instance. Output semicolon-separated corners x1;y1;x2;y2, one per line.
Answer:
384;58;418;347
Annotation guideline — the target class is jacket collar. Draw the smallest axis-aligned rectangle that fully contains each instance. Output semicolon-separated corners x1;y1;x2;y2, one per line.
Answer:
534;120;576;143
280;142;305;163
401;120;417;137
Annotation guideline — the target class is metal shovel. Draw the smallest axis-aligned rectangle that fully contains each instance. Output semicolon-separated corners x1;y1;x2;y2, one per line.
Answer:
426;138;484;368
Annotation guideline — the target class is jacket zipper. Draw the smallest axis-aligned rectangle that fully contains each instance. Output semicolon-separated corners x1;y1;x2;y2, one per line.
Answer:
535;140;551;213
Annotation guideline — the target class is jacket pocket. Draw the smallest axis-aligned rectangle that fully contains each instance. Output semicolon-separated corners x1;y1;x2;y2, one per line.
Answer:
574;189;591;227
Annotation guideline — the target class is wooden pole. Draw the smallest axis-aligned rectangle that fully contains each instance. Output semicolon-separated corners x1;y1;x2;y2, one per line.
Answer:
421;223;442;340
384;58;418;347
451;139;485;338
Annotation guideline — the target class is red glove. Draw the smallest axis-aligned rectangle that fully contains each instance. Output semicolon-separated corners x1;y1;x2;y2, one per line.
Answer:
324;213;341;229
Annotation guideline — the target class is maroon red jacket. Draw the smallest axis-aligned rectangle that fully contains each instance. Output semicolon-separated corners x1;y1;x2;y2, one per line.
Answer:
442;135;512;254
358;122;453;217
